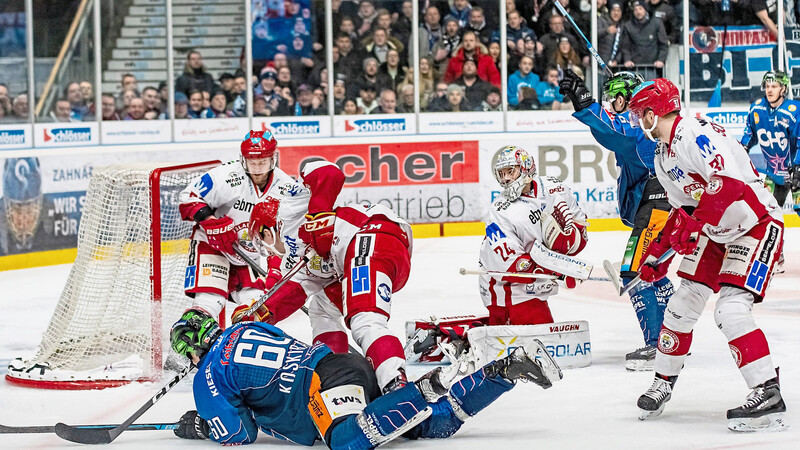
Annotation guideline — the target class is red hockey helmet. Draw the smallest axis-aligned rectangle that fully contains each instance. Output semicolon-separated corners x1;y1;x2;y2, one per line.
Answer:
628;78;681;124
249;197;282;256
241;130;278;159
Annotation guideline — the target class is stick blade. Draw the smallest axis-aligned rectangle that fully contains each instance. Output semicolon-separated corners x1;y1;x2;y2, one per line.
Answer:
55;422;116;445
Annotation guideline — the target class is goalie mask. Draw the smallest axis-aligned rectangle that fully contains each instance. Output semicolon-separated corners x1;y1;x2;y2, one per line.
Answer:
240;130;278;175
3;157;43;251
493;145;536;201
249;197;283;257
170;308;222;361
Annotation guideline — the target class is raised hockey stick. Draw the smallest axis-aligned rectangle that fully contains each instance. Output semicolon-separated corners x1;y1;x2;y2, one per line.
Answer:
618;248;676;297
459;267;611;282
554;1;614;78
0;422;179;434
54;363;193;444
241;248;316;317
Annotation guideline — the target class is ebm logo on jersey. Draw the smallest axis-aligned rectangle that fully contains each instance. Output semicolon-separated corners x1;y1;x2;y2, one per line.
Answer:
0;129;25;145
270;121;320;135
344;118;405;133
44;127;91;143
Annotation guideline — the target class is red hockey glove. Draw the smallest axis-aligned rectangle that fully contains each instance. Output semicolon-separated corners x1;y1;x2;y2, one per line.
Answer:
299;212;335;258
668;208;704;255
231;301;272;324
200;216;237;255
264;255;283;290
638;237;673;283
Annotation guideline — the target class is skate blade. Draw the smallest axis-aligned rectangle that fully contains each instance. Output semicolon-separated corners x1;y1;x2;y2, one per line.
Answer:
638;405;666;420
528;339;563;382
728;412;789;432
625;359;654;372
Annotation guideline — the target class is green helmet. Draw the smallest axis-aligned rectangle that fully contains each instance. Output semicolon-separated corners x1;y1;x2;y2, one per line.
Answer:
603;71;645;103
170;309;222;360
761;70;790;91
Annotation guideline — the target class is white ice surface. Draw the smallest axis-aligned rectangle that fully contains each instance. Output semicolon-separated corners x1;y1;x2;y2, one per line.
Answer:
1;230;799;449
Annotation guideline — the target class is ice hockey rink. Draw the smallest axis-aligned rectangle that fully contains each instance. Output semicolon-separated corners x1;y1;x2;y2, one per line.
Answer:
1;228;799;449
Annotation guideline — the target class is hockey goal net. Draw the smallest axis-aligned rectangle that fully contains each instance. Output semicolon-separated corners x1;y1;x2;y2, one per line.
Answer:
6;161;219;389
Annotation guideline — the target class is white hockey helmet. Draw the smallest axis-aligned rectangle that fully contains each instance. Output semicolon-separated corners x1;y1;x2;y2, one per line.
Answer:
493;145;536;201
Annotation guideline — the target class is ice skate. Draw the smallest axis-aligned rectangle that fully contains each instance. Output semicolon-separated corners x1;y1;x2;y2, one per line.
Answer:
415;367;450;402
625;345;656;372
638;374;677;419
727;378;788;432
484;345;561;389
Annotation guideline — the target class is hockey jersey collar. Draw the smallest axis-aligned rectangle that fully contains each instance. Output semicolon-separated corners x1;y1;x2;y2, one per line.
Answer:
668;115;683;148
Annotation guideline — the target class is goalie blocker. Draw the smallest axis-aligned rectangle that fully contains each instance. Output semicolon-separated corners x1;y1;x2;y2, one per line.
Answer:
405;317;591;370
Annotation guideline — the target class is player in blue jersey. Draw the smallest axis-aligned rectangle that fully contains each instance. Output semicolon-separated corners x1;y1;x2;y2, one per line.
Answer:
559;69;674;371
741;70;800;216
169;308;561;447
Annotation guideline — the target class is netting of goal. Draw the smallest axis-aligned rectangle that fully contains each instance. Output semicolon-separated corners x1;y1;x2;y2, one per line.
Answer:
6;161;219;389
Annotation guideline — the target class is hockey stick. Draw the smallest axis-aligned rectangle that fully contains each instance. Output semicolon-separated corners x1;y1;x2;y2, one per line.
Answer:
54;363;193;444
618;248;676;296
0;422;179;434
459;267;611;282
554;1;614;78
241;248;316;317
602;260;622;293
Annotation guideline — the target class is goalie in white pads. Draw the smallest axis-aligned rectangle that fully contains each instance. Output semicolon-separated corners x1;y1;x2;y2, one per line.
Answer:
479;145;589;325
629;79;786;432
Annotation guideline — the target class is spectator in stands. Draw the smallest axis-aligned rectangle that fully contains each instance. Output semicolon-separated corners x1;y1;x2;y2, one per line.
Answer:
80;81;93;105
508;55;540;108
343;97;360;114
66;82;89;120
419;56;438;108
444;84;470;112
335;32;361;82
120;73;137;94
355;57;392;96
355;0;379;37
333;73;348;114
445;0;471;28
392;1;413;47
295;84;328;115
456;58;492;108
646;0;679;44
487;41;502;74
8;93;28;122
273;52;289;71
375;8;392;34
553;37;584;78
444;30;500;87
256;70;278;97
397;84;415;113
101;93;120;121
51;99;74;122
124;97;146;120
431;17;461;74
175;50;217;96
464;6;492;47
536;65;563;110
599;1;624;67
419;5;443;59
142;86;162;117
372;89;398;114
540;15;578;65
539;0;590;45
202;90;211;109
752;0;779;38
363;28;403;64
619;0;668;75
0;83;10;118
158;81;169;106
187;89;213;119
507;9;536;54
276;67;296;93
426;81;450;111
380;49;404;91
339;16;360;48
219;73;235;104
209;90;233;118
253;95;269;117
356;82;378;114
230;75;247;109
476;85;502;111
157;92;188;120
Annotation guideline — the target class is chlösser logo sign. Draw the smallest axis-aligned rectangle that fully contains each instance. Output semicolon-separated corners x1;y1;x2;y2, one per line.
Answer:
344;118;406;133
701;111;747;125
269;121;320;135
0;129;25;145
44;127;92;143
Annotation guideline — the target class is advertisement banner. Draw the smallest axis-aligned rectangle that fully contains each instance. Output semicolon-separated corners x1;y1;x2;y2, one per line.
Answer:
173;117;250;142
280;140;481;223
33;123;99;147
254;116;331;138
101;120;172;145
506;110;586;133
333;114;416;137
418;112;503;134
0;124;32;150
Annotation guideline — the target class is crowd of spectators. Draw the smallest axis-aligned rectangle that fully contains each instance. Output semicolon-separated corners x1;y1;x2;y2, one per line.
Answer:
0;0;789;122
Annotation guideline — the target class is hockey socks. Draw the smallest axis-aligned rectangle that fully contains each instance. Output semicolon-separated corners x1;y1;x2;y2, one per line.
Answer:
627;280;663;347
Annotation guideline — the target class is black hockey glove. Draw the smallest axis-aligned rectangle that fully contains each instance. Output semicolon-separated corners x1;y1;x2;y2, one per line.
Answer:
789;165;800;191
558;68;593;111
174;410;209;440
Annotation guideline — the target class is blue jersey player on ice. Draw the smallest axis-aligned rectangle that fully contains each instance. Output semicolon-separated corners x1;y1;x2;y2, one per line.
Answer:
741;70;800;216
168;308;561;448
559;69;674;371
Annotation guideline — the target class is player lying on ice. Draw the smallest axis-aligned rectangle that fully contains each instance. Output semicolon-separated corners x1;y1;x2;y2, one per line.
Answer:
628;78;787;432
229;159;417;394
169;308;562;447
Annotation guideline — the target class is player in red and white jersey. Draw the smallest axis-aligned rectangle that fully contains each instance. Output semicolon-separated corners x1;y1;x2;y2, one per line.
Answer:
178;130;309;317
479;145;588;325
239;160;414;392
628;79;787;431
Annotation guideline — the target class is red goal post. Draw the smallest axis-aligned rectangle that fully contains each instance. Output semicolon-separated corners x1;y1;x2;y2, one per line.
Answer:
6;161;219;389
